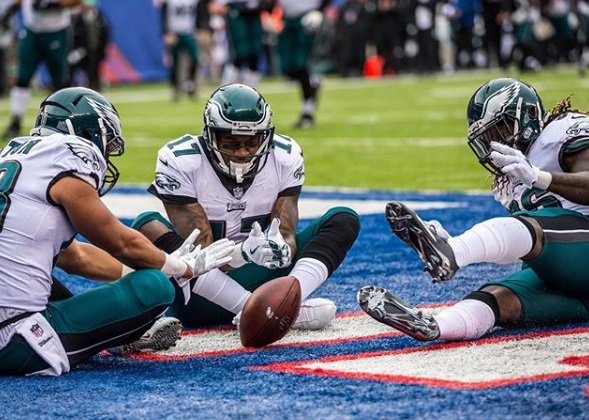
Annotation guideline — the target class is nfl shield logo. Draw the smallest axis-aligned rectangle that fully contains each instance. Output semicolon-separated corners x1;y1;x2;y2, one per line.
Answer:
30;323;44;338
232;187;243;199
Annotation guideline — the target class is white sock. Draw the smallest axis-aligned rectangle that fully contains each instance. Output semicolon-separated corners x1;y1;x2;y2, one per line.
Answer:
448;217;533;267
241;69;260;88
435;299;496;340
288;257;329;301
301;99;316;116
11;86;31;118
192;269;250;314
221;64;239;85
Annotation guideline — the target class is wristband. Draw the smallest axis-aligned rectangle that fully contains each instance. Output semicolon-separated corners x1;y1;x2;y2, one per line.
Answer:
534;170;552;190
161;253;189;277
228;243;248;268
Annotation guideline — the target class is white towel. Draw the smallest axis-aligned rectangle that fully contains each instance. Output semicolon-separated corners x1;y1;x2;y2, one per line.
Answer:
15;313;70;376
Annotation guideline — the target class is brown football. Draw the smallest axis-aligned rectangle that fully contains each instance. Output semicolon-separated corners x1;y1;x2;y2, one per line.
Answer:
239;276;302;348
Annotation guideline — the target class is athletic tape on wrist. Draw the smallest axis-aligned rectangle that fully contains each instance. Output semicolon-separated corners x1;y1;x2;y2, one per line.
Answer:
534;171;552;190
161;253;189;277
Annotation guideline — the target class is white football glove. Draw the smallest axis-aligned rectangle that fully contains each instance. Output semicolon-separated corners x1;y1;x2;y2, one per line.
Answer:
230;219;292;269
264;218;292;269
489;142;552;189
240;222;277;267
301;10;323;33
425;220;451;241
172;229;235;285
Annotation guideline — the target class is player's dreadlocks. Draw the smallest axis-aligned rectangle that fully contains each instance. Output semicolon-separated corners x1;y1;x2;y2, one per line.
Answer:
545;94;589;125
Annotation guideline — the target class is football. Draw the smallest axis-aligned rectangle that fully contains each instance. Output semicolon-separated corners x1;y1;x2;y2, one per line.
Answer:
239;276;302;348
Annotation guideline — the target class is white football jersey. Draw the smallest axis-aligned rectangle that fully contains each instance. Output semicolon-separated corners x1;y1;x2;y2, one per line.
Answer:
0;134;106;313
493;112;589;215
149;134;305;241
22;0;72;33
164;0;199;34
280;0;324;18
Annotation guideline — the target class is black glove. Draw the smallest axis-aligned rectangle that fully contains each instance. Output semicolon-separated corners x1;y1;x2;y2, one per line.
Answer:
32;0;62;11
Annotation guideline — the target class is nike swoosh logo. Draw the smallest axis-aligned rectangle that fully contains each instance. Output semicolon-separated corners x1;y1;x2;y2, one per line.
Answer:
159;158;169;166
250;246;260;254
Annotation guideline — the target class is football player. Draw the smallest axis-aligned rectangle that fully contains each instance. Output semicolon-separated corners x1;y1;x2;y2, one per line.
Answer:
3;0;81;141
159;0;200;101
0;87;233;376
210;0;275;87
358;78;589;342
135;83;360;331
278;0;331;128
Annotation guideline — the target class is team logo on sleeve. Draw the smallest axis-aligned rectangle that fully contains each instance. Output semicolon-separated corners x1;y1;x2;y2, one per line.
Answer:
66;142;101;171
155;172;181;191
294;164;304;180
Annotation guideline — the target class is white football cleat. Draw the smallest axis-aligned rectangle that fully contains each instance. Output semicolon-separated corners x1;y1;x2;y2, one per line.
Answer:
108;316;182;355
292;298;337;330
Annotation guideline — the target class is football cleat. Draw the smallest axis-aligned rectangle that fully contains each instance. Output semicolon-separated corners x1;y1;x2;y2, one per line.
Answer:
109;316;182;355
291;298;336;330
357;285;440;341
385;201;458;283
293;114;315;129
2;117;21;141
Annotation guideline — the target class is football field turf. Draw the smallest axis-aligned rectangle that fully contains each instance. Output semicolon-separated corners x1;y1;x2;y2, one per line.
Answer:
1;68;589;418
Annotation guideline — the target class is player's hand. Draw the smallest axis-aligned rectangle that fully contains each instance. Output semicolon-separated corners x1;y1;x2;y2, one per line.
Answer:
240;222;276;266
489;142;551;189
173;229;234;284
264;218;292;269
32;0;62;11
301;10;323;33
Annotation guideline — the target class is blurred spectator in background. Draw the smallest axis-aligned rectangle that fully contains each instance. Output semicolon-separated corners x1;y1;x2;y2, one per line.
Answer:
158;0;200;101
414;0;438;74
443;0;482;70
542;0;576;64
334;0;375;77
573;0;589;74
0;1;19;97
211;0;275;88
279;0;331;129
68;0;109;91
373;0;414;75
508;0;544;71
2;0;82;141
196;0;220;84
481;0;509;68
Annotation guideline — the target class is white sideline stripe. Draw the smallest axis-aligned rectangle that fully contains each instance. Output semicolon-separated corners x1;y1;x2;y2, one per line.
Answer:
101;194;464;220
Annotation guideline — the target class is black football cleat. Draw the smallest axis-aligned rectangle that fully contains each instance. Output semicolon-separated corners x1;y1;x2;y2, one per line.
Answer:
357;285;440;341
385;201;458;283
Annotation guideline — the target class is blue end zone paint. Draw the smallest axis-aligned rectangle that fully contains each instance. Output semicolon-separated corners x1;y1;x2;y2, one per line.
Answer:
3;188;588;419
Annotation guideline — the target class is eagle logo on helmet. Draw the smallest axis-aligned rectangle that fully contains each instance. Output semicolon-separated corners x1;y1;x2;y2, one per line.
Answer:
66;141;101;171
481;82;520;124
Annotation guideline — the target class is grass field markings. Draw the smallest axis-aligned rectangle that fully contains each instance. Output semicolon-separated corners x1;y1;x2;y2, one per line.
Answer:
102;192;465;220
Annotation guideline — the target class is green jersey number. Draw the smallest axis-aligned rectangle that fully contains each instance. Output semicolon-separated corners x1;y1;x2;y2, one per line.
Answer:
0;160;22;233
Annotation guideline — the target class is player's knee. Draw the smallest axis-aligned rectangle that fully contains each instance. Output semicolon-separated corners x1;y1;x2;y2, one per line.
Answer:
125;269;175;308
299;208;360;274
131;211;176;244
323;207;361;246
479;285;522;324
